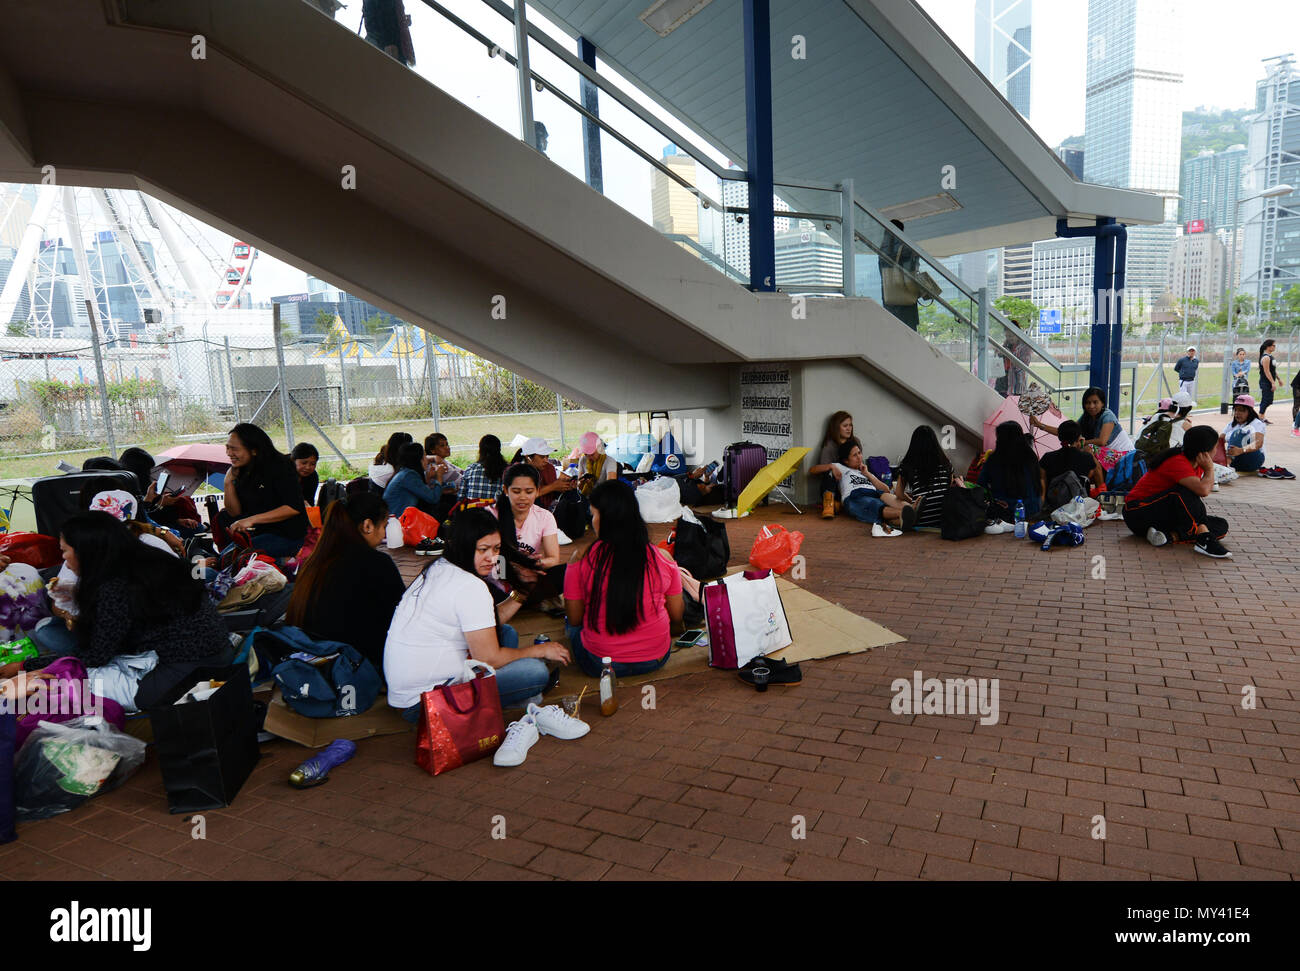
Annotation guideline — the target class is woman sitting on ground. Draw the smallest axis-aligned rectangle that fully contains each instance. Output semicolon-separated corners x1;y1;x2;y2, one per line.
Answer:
567;432;619;498
119;446;202;536
509;438;575;510
1039;420;1105;499
383;442;444;516
286;493;405;669
55;511;231;709
423;432;461;518
892;425;955;531
495;463;566;609
563;480;683;678
291;442;320;504
369;432;412;490
219;422;309;558
1030;386;1134;470
460;434;509;501
832;441;917;532
978;420;1042;525
1123;426;1231;558
383;509;570;718
1219;395;1267;474
809;410;856;519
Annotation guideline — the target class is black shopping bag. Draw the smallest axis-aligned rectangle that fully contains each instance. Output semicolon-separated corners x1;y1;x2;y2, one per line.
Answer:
146;665;260;814
1;710;15;844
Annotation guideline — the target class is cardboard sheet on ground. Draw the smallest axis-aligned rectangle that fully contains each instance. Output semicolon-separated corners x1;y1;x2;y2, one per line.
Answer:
511;575;904;711
263;686;411;748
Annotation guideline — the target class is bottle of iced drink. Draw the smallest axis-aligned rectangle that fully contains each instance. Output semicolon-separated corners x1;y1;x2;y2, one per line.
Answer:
599;656;618;716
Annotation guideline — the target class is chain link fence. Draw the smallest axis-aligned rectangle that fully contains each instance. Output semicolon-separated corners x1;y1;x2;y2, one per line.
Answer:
0;330;592;485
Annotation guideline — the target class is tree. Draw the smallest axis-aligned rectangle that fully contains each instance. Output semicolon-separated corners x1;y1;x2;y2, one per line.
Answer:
1280;284;1300;325
360;313;391;345
993;295;1042;329
5;320;29;337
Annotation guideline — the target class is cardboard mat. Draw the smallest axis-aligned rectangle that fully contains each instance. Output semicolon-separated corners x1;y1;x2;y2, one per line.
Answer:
513;576;904;709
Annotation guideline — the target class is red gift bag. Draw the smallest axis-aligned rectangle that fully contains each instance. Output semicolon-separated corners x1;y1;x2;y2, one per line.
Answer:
415;661;505;776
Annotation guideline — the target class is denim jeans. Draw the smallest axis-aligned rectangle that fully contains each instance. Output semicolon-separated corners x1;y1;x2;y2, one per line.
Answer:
401;623;549;722
29;617;79;657
564;622;670;679
1230;449;1266;472
841;487;885;524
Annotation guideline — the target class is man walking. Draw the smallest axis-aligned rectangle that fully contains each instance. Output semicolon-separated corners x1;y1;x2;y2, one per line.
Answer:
1173;346;1199;398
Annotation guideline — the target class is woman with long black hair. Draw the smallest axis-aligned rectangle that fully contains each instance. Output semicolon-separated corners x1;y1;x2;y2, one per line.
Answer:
460;434;509;501
369;431;413;489
286;493;405;668
383;509;571;717
58;511;230;708
383;442;444;516
978;420;1043;526
563;480;684;678
1123;426;1231;558
893;425;955;531
219;422;309;558
494;463;565;611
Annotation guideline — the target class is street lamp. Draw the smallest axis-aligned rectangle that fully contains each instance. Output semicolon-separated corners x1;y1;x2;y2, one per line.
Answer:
1221;183;1295;410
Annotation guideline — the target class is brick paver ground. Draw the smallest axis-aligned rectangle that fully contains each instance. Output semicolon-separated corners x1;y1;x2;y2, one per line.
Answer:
4;439;1298;881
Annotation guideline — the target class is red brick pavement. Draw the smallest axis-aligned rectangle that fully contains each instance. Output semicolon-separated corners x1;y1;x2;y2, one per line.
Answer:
4;484;1298;881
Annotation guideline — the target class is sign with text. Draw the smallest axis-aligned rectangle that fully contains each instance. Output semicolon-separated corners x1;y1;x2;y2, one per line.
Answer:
1038;308;1062;334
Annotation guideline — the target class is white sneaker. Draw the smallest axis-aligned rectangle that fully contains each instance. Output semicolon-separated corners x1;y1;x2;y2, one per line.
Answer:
984;521;1014;535
493;714;539;767
527;702;590;740
556;528;573;546
871;523;901;537
1211;482;1220;492
1146;527;1168;548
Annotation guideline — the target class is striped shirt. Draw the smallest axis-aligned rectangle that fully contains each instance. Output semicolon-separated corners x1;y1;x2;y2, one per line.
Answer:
898;462;953;531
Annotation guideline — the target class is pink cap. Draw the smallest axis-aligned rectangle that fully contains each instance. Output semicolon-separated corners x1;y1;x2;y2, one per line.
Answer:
578;432;601;455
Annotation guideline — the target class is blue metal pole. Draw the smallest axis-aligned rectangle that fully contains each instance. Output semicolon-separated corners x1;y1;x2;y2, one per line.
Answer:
1109;225;1128;411
1090;217;1116;398
742;0;776;292
577;36;603;193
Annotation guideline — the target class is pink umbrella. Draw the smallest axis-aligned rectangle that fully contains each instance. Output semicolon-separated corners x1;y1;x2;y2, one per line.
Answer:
156;444;232;494
982;396;1060;458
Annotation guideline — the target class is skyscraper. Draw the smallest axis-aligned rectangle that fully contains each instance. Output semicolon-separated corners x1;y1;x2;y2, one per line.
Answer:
650;146;701;240
1242;56;1300;319
974;0;1032;118
1180;146;1247;231
1083;0;1183;316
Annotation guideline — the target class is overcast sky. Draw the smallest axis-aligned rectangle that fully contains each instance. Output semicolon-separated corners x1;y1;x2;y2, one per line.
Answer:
247;0;1300;299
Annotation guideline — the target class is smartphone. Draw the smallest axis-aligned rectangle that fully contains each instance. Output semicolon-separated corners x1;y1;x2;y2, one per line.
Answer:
701;461;719;482
155;470;170;494
674;628;705;648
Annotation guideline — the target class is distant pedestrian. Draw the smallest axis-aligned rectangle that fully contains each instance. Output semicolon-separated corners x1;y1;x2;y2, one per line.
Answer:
1229;347;1250;399
1259;340;1281;423
1173;346;1198;398
879;219;920;332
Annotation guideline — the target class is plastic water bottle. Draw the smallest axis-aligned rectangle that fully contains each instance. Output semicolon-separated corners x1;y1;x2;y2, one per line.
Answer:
1014;500;1026;539
385;516;405;549
534;634;551;645
566;461;579;478
599;657;618;716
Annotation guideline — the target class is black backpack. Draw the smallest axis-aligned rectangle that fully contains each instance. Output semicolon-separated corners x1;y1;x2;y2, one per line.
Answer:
940;483;989;541
551;489;589;540
316;478;345;510
673;514;730;579
1044;470;1090;515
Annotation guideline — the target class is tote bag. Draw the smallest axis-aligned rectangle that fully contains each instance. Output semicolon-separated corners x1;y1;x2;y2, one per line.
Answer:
881;266;921;305
416;661;505;776
704;569;792;670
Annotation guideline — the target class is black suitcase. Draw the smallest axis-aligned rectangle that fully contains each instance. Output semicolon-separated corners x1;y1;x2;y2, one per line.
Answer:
32;470;140;537
721;442;768;505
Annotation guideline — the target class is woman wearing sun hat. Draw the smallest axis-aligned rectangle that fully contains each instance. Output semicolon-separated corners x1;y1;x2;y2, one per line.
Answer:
566;432;619;498
1219;395;1267;474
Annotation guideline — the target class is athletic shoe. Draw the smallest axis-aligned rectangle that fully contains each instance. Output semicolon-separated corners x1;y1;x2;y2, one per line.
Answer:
1193;535;1232;559
288;739;358;789
871;523;901;537
984;521;1015;535
493;714;540;767
527;702;590;740
1211;482;1220;492
556;528;573;546
901;503;918;531
1146;527;1168;548
1276;467;1296;480
821;491;835;519
413;537;445;557
1291;428;1300;438
1263;467;1285;479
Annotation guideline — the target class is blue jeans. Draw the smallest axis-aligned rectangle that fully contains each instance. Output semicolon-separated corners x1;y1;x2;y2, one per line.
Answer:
1230;449;1266;472
401;624;549;722
565;622;671;679
29;617;79;657
842;487;885;524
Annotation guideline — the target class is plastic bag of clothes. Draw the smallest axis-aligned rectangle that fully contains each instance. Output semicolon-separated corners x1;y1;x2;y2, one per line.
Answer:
14;716;146;821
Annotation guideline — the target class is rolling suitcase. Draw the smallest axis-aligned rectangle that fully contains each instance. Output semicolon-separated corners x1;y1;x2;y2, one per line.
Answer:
32;470;140;538
721;442;768;505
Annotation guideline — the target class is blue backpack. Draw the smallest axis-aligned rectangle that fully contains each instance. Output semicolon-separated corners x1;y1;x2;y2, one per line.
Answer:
1105;451;1148;493
246;626;381;719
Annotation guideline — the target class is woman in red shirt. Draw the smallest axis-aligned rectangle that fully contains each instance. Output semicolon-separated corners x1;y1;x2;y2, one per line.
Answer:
563;480;685;677
1123;426;1231;558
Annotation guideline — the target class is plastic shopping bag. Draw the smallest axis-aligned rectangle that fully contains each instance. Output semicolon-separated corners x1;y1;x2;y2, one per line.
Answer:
399;507;441;546
635;476;684;524
14;716;146;821
748;524;804;574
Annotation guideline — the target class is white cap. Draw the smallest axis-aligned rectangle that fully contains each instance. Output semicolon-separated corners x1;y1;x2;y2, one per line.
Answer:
520;437;554;456
1171;390;1195;408
1187;346;1196;352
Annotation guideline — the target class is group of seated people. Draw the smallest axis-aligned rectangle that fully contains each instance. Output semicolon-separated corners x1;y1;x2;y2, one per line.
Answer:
808;388;1261;559
2;421;706;725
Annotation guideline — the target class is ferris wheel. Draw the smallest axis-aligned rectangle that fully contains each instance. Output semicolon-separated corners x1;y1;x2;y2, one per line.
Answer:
0;183;260;337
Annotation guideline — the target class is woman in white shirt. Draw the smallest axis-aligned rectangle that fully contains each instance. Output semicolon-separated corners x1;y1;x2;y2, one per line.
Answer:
1219;395;1267;473
368;431;412;489
384;508;570;718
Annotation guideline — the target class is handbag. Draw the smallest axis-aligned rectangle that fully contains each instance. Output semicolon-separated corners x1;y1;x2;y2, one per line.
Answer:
704;569;792;670
881;266;921;305
146;664;260;813
940;483;989;541
672;507;730;580
416;660;505;776
748;524;805;575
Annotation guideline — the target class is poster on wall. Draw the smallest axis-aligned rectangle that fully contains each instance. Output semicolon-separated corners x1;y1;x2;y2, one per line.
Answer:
739;362;794;487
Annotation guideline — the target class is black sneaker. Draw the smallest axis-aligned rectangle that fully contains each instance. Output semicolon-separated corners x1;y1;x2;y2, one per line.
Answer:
738;658;802;688
1193;535;1232;559
413;537;445;557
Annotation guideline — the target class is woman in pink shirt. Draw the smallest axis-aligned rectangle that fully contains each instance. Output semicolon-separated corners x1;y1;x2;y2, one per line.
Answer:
495;463;566;614
563;480;685;677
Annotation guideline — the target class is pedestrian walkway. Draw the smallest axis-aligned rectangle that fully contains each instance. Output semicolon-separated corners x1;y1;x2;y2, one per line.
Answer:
3;476;1297;881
